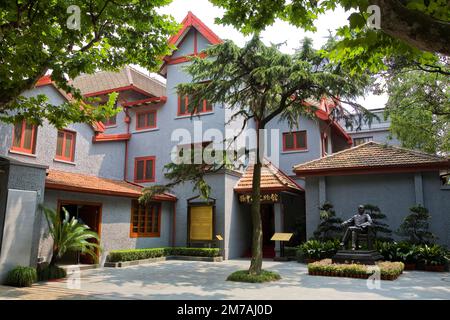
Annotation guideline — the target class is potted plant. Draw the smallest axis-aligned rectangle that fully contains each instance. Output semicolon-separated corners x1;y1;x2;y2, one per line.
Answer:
418;244;448;272
397;242;419;270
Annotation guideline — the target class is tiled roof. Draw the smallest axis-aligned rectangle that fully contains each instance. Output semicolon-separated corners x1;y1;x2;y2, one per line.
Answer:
293;142;450;176
45;170;177;201
235;161;304;194
72;66;165;97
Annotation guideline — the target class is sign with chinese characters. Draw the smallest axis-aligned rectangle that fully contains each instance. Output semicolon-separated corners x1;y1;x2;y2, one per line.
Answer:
238;193;280;204
189;205;213;241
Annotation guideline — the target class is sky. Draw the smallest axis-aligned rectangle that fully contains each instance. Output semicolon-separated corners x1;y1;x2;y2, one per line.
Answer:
148;0;388;110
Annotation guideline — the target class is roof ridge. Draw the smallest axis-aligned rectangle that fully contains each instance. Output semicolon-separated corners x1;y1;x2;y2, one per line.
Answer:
265;161;304;191
380;142;447;160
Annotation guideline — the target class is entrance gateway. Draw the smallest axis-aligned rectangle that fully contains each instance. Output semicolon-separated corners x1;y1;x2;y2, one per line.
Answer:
58;200;102;265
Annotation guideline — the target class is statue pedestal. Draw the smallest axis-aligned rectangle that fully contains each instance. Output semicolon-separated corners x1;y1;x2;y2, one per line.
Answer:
332;250;383;265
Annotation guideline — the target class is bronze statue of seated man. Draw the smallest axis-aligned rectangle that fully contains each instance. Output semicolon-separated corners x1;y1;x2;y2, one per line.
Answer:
340;205;373;250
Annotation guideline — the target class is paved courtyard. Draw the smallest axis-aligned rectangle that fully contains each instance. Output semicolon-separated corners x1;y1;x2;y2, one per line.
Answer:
1;259;449;300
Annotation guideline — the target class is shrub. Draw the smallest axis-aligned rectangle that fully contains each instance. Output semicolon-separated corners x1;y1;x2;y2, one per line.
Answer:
37;263;67;281
5;266;37;287
363;204;393;241
169;247;220;257
307;259;404;280
227;270;281;283
417;244;449;266
313;202;343;241
299;239;340;260
107;247;221;262
397;205;436;244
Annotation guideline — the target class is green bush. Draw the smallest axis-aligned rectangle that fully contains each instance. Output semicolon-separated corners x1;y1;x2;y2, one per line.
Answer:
227;270;281;283
5;266;37;287
417;244;449;266
307;259;404;279
107;247;221;262
37;263;67;281
299;239;340;260
375;241;448;265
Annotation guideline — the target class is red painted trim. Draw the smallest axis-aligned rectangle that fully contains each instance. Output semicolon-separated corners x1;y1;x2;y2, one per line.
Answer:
10;121;37;154
134;156;156;183
166;52;208;65
177;95;213;116
103;115;117;126
294;162;450;177
55;130;76;162
92;133;131;143
83;85;153;98
130;200;162;238
167;11;222;48
136;109;157;130
122;96;167;107
35;75;52;87
282;131;307;151
194;29;198;54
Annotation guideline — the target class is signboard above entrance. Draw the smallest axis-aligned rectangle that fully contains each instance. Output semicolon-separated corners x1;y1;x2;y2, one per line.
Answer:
238;193;279;204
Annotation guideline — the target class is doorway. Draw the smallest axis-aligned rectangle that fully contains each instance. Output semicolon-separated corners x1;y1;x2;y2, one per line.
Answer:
58;201;102;265
261;204;275;258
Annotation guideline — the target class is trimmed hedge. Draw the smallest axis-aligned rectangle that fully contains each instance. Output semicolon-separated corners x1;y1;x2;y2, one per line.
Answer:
107;247;221;263
307;259;404;281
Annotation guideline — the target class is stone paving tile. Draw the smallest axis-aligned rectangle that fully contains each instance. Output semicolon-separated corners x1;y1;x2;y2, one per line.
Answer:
1;260;449;300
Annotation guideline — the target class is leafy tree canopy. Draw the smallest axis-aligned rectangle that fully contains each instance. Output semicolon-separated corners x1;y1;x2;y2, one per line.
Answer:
0;0;179;127
383;67;449;154
210;0;450;75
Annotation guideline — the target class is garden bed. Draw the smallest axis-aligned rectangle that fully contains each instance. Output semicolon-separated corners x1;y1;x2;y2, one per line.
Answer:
307;259;404;281
105;247;223;268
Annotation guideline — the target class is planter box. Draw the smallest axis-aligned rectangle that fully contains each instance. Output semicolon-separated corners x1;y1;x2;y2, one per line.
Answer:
403;263;416;271
424;265;446;272
104;255;223;268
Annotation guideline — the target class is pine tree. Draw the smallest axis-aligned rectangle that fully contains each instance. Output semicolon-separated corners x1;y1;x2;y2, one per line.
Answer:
313;202;343;241
364;204;393;242
397;205;436;245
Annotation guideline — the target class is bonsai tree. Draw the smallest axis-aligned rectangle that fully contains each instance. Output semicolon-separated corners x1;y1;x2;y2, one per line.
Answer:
313;202;343;241
364;204;393;241
42;206;101;266
397;205;436;245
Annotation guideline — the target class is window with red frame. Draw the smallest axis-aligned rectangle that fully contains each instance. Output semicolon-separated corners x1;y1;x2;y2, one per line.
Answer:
134;156;155;182
104;115;117;126
130;200;161;237
283;131;307;151
11;121;37;154
178;95;213;116
136;110;157;130
55;130;76;162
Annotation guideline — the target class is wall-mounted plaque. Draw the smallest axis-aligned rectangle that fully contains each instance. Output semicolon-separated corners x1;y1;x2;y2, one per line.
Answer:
189;205;213;241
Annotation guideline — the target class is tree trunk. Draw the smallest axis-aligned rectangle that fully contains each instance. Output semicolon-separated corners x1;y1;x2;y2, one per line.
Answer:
50;247;59;266
248;122;263;275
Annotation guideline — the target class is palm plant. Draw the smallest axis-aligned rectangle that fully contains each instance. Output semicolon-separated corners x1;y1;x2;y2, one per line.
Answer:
41;206;101;266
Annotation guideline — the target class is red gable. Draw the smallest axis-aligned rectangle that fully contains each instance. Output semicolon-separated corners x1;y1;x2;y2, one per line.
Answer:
160;11;223;76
